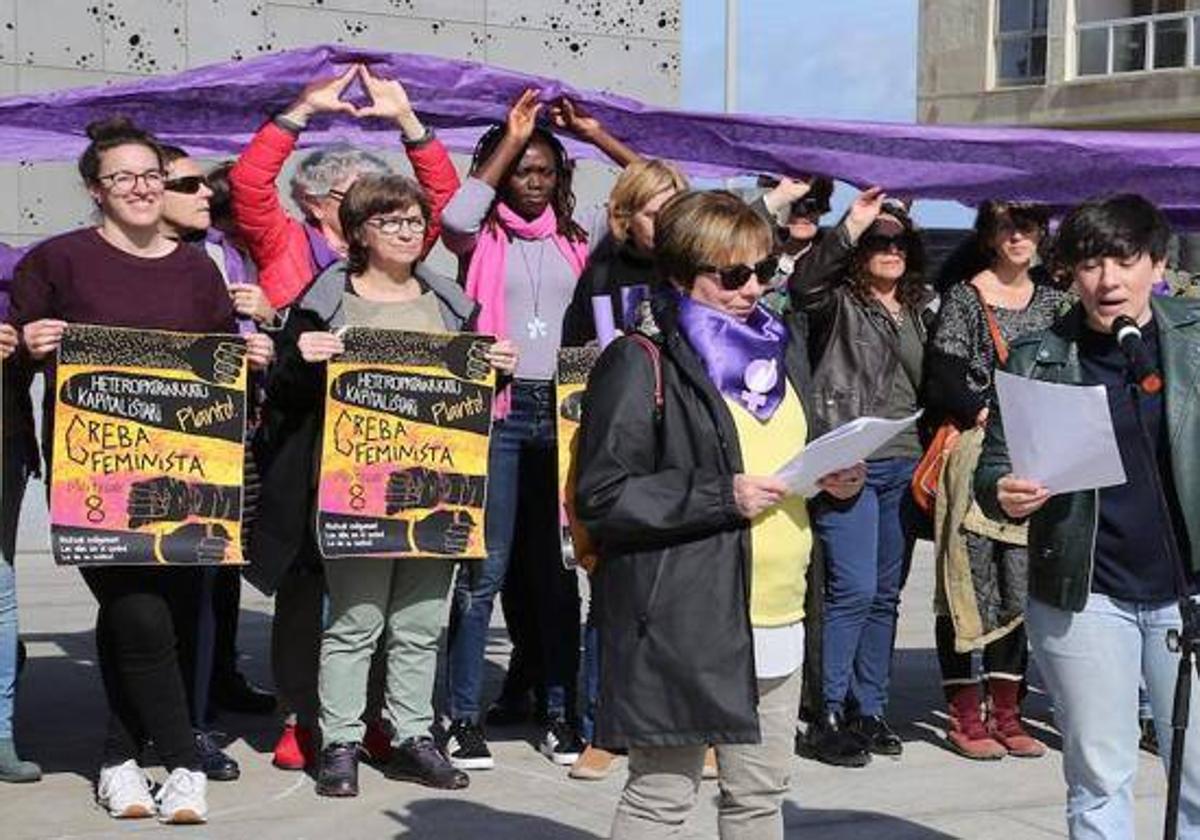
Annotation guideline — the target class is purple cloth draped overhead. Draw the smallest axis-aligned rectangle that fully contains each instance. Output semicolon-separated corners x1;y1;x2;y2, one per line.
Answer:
2;45;1200;216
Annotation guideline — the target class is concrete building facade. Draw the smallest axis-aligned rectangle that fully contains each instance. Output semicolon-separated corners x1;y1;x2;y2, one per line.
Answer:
0;0;682;246
919;0;1200;128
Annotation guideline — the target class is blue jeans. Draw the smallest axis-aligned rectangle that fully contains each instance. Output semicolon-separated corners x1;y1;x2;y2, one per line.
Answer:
0;434;32;741
447;382;579;723
1028;593;1200;839
581;602;600;743
815;457;917;717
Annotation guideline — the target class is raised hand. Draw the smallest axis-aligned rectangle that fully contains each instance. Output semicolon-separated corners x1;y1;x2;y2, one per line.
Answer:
845;186;888;243
127;476;190;529
283;65;362;125
506;88;544;145
354;65;425;140
413;510;475;555
548;97;601;140
385;466;442;514
762;177;813;216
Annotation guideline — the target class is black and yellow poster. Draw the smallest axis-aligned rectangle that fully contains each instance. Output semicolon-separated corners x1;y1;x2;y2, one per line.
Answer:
556;347;600;571
316;328;495;559
50;325;248;566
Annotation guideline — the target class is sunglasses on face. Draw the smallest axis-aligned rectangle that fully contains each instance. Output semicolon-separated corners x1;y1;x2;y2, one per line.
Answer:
698;256;780;291
164;175;211;194
861;233;910;254
788;197;830;220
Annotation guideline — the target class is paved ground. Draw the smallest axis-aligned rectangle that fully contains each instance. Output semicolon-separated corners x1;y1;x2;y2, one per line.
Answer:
0;539;1179;839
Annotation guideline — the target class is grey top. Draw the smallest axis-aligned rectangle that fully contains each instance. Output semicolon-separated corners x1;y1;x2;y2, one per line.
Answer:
342;289;445;333
874;312;924;461
442;177;607;381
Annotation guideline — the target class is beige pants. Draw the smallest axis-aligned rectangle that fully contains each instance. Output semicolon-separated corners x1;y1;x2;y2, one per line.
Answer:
610;668;802;840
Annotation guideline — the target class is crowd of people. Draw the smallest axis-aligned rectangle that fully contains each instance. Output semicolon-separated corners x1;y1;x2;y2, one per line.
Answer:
0;64;1197;839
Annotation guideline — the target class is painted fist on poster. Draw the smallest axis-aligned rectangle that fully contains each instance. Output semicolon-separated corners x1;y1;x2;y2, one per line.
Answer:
127;477;241;528
385;468;485;514
158;522;232;564
413;510;475;555
186;337;246;385
559;391;583;423
444;335;495;381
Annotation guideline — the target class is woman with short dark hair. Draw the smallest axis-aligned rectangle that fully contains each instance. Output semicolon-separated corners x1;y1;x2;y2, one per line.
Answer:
254;172;516;798
577;189;863;839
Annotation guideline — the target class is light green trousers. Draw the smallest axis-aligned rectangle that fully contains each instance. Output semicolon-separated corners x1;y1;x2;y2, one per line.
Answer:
318;556;454;745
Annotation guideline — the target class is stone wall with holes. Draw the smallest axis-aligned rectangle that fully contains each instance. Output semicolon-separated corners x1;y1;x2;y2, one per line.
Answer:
0;0;680;552
0;0;682;246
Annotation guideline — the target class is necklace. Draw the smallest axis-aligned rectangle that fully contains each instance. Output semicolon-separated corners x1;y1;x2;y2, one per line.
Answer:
516;241;549;339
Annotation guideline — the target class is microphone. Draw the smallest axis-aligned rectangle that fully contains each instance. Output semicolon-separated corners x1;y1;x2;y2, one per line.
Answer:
1112;315;1163;395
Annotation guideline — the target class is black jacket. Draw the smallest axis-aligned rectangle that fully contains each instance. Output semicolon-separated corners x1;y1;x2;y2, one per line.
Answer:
575;294;815;748
797;276;937;437
561;234;658;347
245;262;478;595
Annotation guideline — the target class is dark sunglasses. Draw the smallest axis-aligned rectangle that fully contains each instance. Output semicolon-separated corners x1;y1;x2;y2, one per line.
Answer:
788;196;830;219
164;175;211;194
861;233;910;254
699;256;780;290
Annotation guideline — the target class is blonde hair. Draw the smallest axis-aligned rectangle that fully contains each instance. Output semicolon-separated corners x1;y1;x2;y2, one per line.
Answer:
607;159;688;243
654;190;773;288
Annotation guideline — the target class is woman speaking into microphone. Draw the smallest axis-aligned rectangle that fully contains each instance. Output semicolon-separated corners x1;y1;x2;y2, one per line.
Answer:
975;194;1200;838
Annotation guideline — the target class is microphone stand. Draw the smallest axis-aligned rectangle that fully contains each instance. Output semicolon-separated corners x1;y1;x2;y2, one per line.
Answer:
1125;375;1198;840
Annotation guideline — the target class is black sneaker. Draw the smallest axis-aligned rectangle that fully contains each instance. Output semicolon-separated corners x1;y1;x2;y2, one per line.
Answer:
849;715;903;757
194;730;240;782
539;718;584;766
1139;718;1159;755
316;742;359;797
386;736;470;790
443;719;494;770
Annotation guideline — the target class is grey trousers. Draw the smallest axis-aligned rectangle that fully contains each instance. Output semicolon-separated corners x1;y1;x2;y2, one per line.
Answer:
611;668;802;840
319;557;454;744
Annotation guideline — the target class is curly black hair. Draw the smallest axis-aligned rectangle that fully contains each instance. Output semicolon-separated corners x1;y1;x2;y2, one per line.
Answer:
470;124;586;242
846;208;928;310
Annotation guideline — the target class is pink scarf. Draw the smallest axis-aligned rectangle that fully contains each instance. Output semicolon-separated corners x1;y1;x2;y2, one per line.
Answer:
464;202;589;418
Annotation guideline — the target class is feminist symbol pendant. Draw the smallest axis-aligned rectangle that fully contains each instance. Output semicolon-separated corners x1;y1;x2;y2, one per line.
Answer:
741;358;778;413
527;315;548;339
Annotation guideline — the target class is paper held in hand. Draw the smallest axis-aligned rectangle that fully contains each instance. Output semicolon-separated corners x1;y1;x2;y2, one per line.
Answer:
993;370;1126;495
774;411;922;497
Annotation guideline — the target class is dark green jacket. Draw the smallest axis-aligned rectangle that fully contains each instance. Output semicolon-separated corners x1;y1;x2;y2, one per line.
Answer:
975;296;1200;612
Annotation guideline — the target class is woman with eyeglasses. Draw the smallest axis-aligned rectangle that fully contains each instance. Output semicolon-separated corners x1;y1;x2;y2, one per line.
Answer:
793;198;937;768
924;201;1070;761
575;190;863;839
253;173;516;797
9;117;274;824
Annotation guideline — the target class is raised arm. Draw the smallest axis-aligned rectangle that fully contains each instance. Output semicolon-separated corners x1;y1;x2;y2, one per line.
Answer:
548;97;640;169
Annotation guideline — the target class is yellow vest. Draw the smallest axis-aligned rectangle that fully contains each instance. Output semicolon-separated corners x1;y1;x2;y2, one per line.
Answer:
726;383;813;627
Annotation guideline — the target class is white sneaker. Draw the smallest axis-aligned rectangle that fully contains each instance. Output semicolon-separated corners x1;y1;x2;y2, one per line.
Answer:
155;767;207;824
96;759;156;819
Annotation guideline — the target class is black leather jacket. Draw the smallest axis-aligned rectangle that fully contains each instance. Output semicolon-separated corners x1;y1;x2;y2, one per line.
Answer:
795;275;938;437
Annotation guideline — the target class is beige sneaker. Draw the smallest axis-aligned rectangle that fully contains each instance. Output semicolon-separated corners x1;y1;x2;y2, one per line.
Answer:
702;747;718;780
568;745;617;781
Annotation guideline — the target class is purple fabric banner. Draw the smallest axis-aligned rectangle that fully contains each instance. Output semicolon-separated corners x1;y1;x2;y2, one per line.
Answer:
2;45;1200;215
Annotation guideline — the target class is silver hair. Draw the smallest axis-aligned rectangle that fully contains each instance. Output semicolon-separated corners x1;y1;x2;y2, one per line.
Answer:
290;145;390;204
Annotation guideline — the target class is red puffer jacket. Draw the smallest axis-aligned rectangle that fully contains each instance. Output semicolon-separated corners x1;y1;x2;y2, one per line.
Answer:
230;121;460;308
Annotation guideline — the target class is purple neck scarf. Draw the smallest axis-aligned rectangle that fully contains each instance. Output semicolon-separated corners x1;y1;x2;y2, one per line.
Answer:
674;292;788;421
204;229;257;336
304;223;342;273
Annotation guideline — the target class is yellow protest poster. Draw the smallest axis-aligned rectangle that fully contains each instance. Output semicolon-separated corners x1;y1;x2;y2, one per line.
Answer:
556;347;600;571
316;328;495;559
50;325;248;566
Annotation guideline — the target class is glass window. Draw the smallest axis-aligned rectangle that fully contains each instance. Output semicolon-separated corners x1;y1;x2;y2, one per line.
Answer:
1000;0;1035;31
1033;0;1051;26
1079;26;1111;73
999;38;1035;81
1154;17;1189;66
1113;21;1149;70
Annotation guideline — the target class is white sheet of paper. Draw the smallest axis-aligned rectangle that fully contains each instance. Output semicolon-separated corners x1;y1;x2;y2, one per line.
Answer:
993;370;1126;495
774;412;922;497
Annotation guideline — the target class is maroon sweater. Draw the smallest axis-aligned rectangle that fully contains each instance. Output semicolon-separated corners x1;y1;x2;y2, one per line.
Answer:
10;227;238;466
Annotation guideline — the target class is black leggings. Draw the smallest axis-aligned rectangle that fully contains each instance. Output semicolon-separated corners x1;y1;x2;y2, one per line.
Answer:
935;615;1028;684
81;566;200;771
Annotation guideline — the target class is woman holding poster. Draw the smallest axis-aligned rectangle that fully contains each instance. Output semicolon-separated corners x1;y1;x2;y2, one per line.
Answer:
9;117;273;824
575;190;863;839
254;173;516;798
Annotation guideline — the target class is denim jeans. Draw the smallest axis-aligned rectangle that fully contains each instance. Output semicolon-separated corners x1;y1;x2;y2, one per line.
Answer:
447;381;580;723
581;603;601;743
0;433;32;741
1027;593;1200;839
814;457;918;717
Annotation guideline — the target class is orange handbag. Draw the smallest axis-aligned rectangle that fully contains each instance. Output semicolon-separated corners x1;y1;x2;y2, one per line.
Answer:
911;282;1008;515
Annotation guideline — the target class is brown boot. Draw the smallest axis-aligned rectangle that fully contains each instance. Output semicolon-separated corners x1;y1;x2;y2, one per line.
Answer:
988;678;1046;758
568;745;617;781
945;683;1006;761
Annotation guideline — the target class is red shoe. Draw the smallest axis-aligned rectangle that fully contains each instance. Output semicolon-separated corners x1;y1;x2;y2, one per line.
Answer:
363;719;394;764
945;683;1007;761
988;678;1047;758
273;723;316;770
